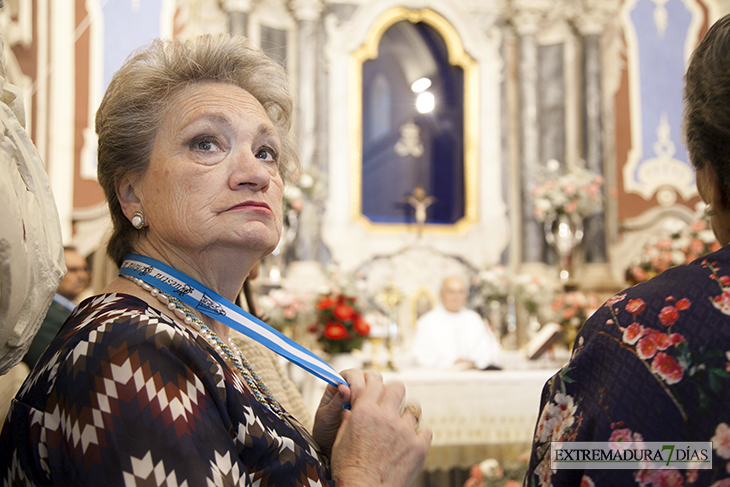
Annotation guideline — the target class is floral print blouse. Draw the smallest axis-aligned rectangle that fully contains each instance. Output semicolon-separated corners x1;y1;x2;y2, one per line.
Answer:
525;246;730;487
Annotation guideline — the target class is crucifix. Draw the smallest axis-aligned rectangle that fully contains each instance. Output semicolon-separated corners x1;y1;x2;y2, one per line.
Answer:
404;186;436;236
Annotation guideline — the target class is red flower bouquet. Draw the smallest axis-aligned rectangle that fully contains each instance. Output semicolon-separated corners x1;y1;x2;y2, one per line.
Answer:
309;292;370;354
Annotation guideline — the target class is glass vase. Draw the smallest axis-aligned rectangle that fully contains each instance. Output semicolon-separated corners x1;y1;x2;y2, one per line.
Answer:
544;213;584;283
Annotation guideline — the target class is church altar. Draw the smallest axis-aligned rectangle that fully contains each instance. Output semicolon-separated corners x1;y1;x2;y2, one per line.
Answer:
299;352;563;471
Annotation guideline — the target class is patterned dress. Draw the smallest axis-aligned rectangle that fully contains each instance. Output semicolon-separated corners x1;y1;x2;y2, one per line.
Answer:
525;246;730;487
1;293;333;487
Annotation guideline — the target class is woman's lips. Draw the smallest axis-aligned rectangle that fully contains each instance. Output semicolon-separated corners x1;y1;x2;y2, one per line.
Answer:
228;201;272;212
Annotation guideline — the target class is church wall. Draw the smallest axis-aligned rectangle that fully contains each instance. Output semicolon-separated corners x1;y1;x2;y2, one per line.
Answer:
3;0;730;283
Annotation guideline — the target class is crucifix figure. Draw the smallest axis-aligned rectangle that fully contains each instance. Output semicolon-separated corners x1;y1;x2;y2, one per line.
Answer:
404;186;436;236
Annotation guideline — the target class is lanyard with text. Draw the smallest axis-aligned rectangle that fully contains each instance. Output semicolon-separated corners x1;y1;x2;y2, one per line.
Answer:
120;253;347;387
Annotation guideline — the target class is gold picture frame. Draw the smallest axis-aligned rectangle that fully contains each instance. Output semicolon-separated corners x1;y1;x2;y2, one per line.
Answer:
350;7;479;235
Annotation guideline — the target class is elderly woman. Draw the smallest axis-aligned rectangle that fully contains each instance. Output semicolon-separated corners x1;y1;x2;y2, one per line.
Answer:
523;16;730;487
0;35;430;486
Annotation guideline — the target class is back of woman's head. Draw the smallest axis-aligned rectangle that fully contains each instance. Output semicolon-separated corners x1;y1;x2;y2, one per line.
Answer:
684;14;730;204
96;34;300;268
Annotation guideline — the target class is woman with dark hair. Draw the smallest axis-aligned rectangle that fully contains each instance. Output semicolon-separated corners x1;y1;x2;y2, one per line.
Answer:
524;15;730;487
0;34;430;486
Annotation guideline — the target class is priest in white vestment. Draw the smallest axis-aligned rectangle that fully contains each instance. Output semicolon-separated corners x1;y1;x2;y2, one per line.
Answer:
411;275;500;370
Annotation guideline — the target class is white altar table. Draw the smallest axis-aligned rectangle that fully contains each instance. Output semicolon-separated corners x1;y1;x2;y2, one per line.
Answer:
300;356;562;471
380;367;558;470
381;368;557;446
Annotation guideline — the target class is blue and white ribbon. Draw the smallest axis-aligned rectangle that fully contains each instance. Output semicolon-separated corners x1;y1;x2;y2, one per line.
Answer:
120;253;347;387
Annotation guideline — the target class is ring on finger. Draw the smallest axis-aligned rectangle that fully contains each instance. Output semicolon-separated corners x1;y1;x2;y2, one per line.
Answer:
403;403;421;425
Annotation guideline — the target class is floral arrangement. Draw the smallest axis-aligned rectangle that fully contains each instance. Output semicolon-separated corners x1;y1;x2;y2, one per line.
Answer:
468;265;512;326
512;273;555;318
470;265;511;308
322;262;371;304
280;167;327;250
283;166;326;216
549;291;602;345
463;457;527;487
626;216;720;284
309;292;371;355
256;289;313;332
532;159;604;223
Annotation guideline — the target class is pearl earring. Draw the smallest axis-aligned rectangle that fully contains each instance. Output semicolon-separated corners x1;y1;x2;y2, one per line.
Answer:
131;210;146;230
704;204;715;218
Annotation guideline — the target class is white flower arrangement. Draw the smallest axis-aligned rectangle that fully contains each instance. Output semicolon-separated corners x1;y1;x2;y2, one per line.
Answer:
512;273;556;318
283;166;326;214
532;159;604;223
470;266;559;320
472;265;511;304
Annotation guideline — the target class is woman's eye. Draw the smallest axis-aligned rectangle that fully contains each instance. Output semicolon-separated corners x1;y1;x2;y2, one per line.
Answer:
191;137;222;152
256;146;278;163
198;140;214;151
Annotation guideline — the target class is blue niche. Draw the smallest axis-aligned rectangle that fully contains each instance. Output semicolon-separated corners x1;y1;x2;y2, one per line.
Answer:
361;21;465;225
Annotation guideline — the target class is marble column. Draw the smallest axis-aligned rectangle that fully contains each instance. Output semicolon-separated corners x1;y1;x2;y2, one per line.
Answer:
584;0;623;268
576;11;611;264
515;16;542;263
291;0;323;261
502;26;522;270
581;32;606;263
223;0;252;37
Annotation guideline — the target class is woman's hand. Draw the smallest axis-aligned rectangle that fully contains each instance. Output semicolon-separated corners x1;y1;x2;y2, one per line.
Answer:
329;369;432;487
312;373;353;457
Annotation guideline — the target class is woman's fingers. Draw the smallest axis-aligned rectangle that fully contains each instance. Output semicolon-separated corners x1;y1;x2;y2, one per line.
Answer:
343;369;384;406
339;368;364;396
380;380;406;409
401;402;422;430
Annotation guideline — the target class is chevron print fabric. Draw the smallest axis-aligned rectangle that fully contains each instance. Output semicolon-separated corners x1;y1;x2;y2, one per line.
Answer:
1;293;332;486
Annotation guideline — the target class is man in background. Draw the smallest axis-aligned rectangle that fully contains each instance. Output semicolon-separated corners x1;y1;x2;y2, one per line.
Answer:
411;275;500;370
22;246;89;368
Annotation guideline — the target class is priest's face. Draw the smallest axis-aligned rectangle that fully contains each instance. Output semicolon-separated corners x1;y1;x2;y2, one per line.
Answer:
441;277;467;313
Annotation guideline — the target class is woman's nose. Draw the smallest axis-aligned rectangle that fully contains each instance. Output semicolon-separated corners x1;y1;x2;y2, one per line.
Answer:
229;150;272;191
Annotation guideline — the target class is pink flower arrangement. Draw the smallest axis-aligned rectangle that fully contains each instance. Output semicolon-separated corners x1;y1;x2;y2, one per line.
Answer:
549;291;601;343
627;216;720;284
462;458;527;487
532;160;604;223
257;289;312;331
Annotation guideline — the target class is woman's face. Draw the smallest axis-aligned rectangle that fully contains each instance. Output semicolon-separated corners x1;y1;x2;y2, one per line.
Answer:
133;81;284;260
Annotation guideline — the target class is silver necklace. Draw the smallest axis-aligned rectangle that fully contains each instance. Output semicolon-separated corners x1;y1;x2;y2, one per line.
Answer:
123;274;286;417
